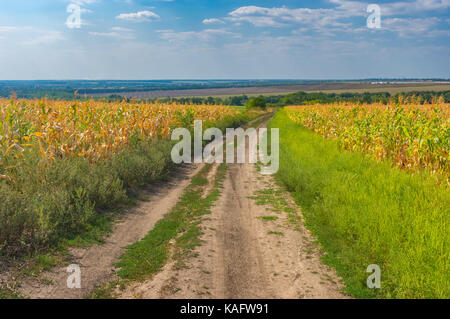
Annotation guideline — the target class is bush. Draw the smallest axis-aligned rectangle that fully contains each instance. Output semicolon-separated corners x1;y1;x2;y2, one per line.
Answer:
247;97;267;110
0;139;175;257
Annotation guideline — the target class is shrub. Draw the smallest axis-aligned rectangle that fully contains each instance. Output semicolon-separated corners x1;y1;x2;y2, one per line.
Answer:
247;97;267;110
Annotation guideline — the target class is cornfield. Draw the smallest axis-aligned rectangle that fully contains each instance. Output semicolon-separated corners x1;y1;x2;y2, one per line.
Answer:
0;98;239;181
286;99;449;182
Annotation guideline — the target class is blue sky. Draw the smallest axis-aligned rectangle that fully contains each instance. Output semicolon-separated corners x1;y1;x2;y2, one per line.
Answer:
0;0;449;79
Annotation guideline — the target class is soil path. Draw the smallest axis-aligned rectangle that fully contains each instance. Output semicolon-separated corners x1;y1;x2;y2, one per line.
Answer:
16;164;203;299
5;114;347;299
120;120;348;299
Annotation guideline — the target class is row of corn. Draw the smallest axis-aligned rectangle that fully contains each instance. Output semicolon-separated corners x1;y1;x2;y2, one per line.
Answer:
286;100;449;182
0;98;239;180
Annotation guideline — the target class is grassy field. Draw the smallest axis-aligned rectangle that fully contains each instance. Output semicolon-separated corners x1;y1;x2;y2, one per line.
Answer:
269;109;449;299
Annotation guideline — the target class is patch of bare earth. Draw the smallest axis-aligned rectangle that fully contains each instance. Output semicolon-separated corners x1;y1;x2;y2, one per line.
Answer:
119;123;348;299
11;164;203;299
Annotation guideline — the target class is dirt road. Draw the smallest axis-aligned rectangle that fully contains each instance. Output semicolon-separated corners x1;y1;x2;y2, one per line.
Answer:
14;165;204;299
5;116;347;299
120;121;347;299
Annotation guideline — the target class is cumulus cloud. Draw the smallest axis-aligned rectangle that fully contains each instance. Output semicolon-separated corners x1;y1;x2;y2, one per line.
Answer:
228;5;346;28
382;17;441;36
227;1;450;28
225;1;450;37
69;0;99;5
116;10;159;22
203;18;225;25
329;0;450;16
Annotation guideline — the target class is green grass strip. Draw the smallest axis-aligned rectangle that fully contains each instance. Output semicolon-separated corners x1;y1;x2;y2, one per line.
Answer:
114;164;227;282
269;109;449;299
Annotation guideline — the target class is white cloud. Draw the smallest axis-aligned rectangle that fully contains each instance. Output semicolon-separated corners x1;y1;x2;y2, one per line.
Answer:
382;0;450;15
226;1;450;37
22;30;65;45
89;31;135;39
89;27;135;39
227;5;346;28
116;10;159;22
158;29;238;42
70;0;99;5
382;17;441;36
329;0;450;16
203;18;225;25
111;27;133;32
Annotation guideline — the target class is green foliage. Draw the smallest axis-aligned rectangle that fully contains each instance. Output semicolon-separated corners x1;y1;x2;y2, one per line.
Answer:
281;91;391;105
115;164;227;281
0;139;175;257
155;90;450;107
269;110;450;299
444;92;450;103
0;286;22;299
247;97;267;110
0;109;250;258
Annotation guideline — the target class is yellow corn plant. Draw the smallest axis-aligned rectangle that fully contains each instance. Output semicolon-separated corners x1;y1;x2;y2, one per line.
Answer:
286;100;449;183
0;98;239;179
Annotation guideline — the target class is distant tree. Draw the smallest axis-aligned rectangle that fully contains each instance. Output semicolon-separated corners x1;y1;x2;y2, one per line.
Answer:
282;91;307;105
361;92;373;104
191;97;203;104
214;97;224;105
206;96;215;105
247;97;267;110
229;95;248;106
444;92;450;103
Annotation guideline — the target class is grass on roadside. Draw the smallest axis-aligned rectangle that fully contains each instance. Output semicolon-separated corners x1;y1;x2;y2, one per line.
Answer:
259;216;279;221
250;188;300;228
268;231;284;236
0;286;22;299
269;109;449;299
110;163;227;286
87;163;227;299
0;138;175;259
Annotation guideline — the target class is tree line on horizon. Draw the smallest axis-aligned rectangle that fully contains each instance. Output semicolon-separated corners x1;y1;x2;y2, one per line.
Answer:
1;85;449;106
131;90;450;107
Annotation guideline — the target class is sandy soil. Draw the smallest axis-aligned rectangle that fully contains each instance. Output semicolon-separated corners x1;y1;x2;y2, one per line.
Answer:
119;121;348;299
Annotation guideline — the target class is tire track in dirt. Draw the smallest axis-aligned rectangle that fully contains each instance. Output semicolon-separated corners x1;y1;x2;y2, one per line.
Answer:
214;163;273;298
120;118;348;299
